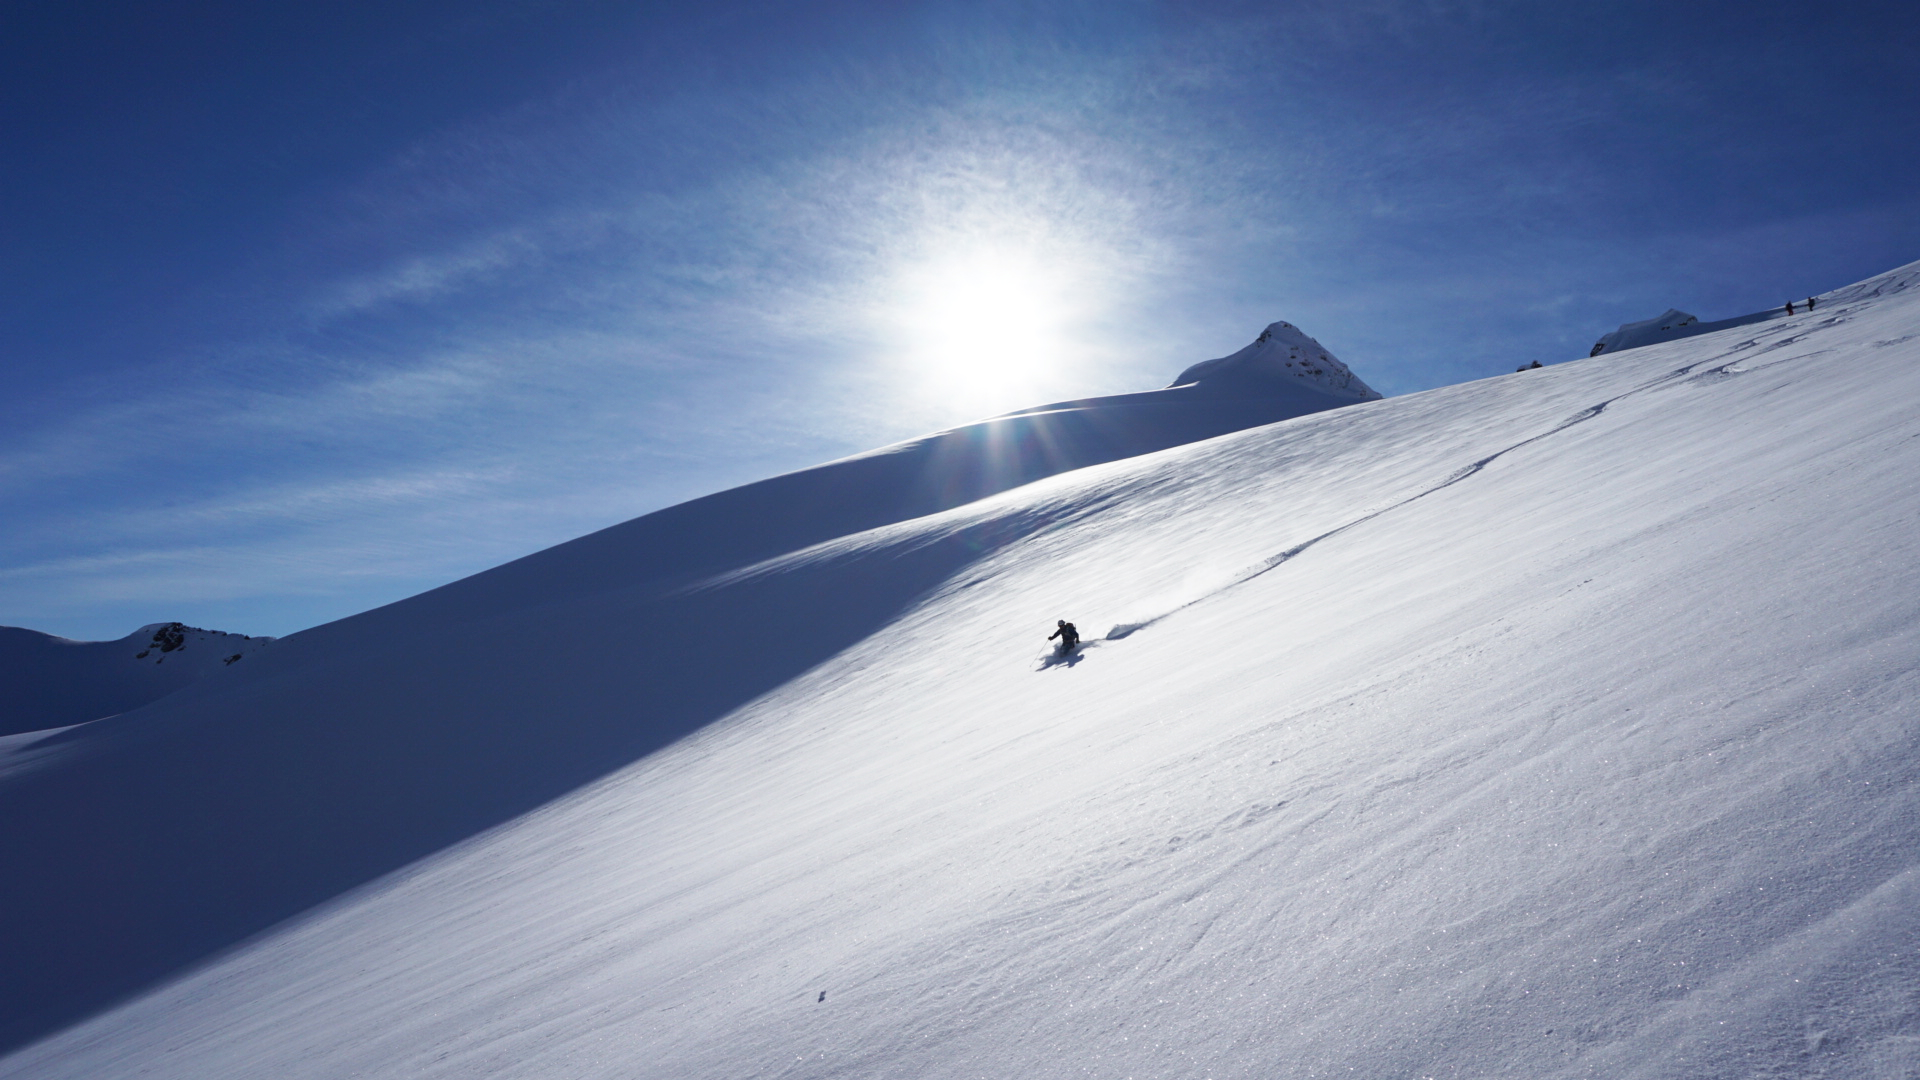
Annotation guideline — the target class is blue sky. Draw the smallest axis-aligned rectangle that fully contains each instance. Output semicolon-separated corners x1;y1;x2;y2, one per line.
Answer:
4;0;1917;641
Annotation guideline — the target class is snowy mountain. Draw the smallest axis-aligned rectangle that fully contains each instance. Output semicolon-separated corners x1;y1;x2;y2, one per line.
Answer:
1170;319;1381;399
0;623;273;736
1589;307;1702;355
3;264;1919;1079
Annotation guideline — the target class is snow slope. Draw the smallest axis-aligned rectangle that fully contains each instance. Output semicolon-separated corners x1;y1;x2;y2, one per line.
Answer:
4;262;1920;1078
326;323;1373;632
0;623;272;735
0;318;1374;1053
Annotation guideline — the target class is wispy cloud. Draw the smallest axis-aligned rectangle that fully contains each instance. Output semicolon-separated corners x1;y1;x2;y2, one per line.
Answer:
308;229;542;320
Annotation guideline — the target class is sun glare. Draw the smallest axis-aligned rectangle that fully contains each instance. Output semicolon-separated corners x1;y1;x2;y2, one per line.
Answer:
897;247;1075;410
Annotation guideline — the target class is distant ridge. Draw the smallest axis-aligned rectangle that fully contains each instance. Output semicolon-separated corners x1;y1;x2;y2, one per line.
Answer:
1582;262;1919;357
0;623;272;736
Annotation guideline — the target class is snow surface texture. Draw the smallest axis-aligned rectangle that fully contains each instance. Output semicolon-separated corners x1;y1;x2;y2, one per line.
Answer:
4;263;1920;1078
0;623;272;736
1170;320;1382;400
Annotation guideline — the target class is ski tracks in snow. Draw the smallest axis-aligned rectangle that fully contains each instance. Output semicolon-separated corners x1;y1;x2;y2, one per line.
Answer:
1102;313;1848;644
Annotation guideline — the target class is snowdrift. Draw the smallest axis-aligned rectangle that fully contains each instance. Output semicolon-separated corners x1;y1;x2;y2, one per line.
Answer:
4;263;1920;1079
0;623;272;735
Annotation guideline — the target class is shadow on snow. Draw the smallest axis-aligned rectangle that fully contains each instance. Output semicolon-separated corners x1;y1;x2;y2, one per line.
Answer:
0;378;1356;1055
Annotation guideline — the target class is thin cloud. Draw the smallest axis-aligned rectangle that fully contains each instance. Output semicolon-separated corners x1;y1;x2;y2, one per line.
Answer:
308;229;543;320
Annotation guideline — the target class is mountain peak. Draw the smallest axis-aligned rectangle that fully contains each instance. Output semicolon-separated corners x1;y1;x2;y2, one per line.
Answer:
1169;321;1382;401
1589;308;1701;356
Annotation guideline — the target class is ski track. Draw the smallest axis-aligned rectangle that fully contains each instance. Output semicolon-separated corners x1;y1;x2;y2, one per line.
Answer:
1104;312;1847;643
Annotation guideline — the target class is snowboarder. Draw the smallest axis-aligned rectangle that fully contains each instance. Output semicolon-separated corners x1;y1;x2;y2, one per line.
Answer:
1048;619;1080;654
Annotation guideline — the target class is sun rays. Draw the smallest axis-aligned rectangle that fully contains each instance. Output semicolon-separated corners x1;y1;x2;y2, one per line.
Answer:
888;243;1086;415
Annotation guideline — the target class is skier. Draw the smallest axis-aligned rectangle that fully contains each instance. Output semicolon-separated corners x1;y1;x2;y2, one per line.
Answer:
1786;300;1796;315
1048;619;1080;654
1808;296;1817;311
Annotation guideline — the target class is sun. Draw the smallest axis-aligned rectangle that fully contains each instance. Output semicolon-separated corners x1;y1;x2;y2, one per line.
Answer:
895;246;1074;409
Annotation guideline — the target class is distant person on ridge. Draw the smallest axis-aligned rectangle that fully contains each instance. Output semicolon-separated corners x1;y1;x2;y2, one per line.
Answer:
1786;300;1796;315
1049;620;1080;654
1808;296;1817;311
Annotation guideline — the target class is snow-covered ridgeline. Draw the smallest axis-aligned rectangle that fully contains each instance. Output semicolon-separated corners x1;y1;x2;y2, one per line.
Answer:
0;623;272;736
2;260;1919;1078
1587;261;1919;358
